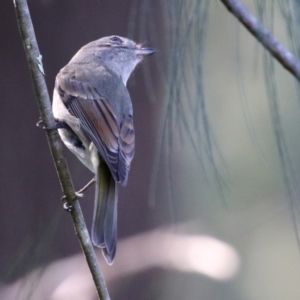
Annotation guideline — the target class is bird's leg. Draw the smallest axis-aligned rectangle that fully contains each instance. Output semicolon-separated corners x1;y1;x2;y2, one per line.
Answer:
61;178;96;211
36;117;68;130
37;118;96;210
76;177;96;194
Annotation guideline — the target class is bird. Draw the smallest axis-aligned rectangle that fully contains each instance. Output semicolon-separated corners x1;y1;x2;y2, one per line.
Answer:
52;35;155;264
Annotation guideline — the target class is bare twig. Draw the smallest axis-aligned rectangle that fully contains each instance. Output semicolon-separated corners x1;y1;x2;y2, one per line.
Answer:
220;0;300;81
13;0;110;299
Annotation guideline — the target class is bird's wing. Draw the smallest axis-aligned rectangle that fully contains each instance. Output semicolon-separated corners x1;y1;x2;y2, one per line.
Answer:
55;66;135;185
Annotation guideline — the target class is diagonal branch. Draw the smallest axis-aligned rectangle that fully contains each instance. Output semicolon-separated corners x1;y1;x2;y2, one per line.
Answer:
13;0;110;299
220;0;300;81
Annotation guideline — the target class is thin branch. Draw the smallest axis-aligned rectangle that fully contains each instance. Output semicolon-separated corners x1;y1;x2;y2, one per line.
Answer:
13;0;110;299
220;0;300;81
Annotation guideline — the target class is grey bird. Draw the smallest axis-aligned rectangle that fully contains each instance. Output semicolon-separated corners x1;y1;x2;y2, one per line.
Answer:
52;35;155;264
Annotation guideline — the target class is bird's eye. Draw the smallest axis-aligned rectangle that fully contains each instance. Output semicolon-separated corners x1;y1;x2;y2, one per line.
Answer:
110;36;123;43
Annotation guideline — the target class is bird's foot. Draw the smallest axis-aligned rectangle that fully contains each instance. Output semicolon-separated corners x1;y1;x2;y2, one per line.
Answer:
36;118;66;130
61;178;95;211
62;192;84;212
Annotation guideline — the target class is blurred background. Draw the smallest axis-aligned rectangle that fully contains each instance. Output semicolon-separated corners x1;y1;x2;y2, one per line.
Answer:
1;0;300;299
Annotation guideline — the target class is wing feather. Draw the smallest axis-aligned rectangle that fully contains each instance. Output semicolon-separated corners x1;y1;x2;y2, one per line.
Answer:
56;66;135;185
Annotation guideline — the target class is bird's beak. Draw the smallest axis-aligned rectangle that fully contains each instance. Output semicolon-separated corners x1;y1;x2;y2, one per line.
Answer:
135;47;156;56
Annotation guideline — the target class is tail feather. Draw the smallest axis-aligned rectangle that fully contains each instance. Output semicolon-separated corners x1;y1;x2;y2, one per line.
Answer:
91;161;118;264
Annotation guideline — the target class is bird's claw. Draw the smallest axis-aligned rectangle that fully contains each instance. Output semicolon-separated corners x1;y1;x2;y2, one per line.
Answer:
36;119;47;129
36;118;65;130
63;202;73;212
61;192;83;202
62;192;84;212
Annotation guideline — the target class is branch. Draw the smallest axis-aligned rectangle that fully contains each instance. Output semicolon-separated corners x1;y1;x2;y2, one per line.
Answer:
220;0;300;81
13;1;110;299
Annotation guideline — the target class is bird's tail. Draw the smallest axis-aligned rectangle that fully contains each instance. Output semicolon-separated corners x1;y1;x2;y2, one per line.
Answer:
91;160;118;264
